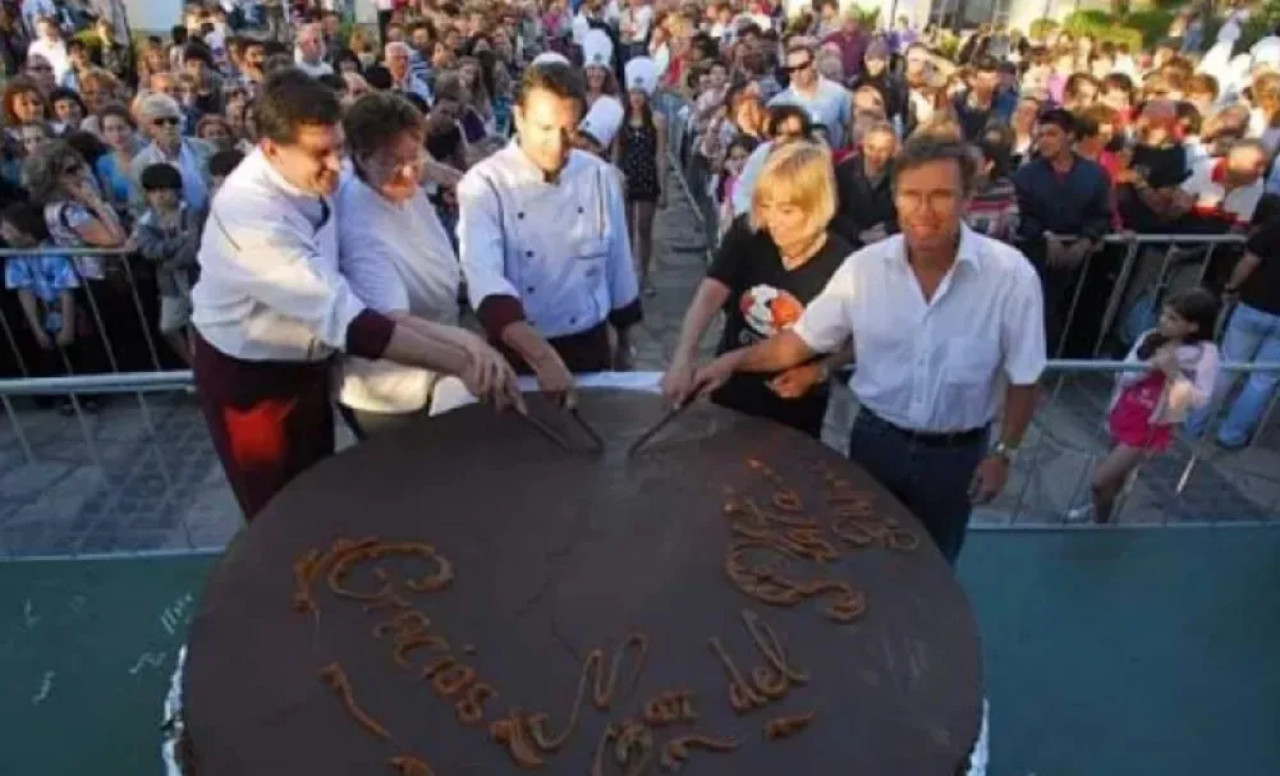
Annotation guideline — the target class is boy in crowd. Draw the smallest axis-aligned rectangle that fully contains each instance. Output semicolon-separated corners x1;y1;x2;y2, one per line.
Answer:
133;163;203;365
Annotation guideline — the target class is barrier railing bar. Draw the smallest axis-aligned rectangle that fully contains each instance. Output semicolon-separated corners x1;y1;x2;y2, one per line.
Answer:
2;361;1277;395
0;246;134;257
0;546;226;563
0;370;194;395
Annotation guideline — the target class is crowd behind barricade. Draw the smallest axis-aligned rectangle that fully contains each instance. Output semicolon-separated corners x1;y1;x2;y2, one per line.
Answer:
0;1;1275;529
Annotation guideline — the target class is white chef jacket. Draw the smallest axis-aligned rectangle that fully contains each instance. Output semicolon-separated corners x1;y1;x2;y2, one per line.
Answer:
793;225;1046;433
191;148;370;362
335;171;461;413
457;141;639;340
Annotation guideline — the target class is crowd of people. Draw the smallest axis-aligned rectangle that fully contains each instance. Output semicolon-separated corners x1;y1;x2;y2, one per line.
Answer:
0;0;1275;547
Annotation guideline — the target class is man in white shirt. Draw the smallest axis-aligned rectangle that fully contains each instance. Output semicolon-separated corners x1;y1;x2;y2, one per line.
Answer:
458;62;643;409
1175;137;1267;228
618;0;653;59
293;22;334;78
386;42;433;105
694;136;1046;563
27;17;71;84
192;69;518;519
336;92;464;438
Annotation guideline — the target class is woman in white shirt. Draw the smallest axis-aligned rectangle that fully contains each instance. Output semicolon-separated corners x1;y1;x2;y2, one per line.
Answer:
336;91;467;439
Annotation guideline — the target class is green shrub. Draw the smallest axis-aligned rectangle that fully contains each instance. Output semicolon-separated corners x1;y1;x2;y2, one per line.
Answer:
1029;18;1059;40
1238;0;1280;52
1125;9;1176;47
1061;10;1148;53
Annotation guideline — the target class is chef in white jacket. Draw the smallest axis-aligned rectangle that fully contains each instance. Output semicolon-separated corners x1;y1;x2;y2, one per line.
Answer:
457;61;642;408
192;70;518;519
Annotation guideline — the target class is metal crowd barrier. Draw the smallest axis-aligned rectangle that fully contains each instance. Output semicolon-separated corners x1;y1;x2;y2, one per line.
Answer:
999;358;1280;529
1047;232;1248;361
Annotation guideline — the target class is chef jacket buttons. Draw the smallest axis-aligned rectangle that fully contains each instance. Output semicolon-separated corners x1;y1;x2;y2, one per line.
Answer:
517;212;525;219
569;317;577;325
525;250;534;257
577;207;584;214
526;286;535;293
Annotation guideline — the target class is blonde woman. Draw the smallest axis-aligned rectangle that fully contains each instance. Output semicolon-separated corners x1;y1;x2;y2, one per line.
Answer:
660;142;854;436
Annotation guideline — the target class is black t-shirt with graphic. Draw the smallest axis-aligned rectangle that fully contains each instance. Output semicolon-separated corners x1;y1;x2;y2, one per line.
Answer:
706;217;853;437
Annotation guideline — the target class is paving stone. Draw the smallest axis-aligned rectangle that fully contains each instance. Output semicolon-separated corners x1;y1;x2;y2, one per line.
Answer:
0;460;73;502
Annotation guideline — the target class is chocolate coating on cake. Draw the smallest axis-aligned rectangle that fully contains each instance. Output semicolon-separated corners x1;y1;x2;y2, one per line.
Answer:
183;389;982;774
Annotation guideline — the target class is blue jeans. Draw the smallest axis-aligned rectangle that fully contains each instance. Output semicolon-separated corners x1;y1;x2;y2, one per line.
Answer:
847;411;988;565
1185;303;1280;446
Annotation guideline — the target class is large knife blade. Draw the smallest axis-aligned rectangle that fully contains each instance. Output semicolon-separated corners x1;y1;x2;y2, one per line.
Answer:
516;407;575;452
626;403;689;458
567;408;605;453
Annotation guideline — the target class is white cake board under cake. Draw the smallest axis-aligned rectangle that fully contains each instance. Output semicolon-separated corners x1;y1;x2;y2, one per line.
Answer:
162;372;991;775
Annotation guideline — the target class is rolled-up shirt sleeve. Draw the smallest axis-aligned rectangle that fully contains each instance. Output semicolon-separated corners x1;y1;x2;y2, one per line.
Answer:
999;262;1047;385
792;258;856;354
204;205;385;356
603;168;642;329
457;170;524;339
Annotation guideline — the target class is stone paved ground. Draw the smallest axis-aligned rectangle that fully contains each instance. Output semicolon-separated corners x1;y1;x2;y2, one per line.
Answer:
0;169;1277;558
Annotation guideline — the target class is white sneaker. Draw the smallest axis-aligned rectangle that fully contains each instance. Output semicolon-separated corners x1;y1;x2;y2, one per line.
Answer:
1064;505;1093;523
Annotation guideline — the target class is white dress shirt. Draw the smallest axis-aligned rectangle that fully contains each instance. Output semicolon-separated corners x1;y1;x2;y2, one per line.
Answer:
294;54;334;78
794;226;1047;433
335;171;460;413
457;141;639;339
192;148;369;362
28;37;71;83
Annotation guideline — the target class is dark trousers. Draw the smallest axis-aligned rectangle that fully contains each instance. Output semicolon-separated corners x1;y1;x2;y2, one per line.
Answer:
192;333;334;521
495;322;612;375
847;410;988;565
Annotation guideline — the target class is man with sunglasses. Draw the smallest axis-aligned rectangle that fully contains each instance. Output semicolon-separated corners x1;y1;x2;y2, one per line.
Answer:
129;93;215;216
191;70;521;519
770;41;854;151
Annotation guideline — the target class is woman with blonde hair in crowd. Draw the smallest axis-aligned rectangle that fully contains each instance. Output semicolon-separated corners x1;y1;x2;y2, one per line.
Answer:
77;68;123;136
135;38;168;90
661;142;854;437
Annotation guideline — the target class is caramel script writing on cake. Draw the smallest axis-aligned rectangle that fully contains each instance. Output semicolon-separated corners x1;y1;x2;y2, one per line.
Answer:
287;456;902;772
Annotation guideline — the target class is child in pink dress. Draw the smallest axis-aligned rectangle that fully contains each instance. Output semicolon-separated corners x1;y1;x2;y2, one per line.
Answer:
1084;288;1221;523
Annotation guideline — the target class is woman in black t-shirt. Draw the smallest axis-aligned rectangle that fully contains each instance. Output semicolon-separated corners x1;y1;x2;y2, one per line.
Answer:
661;142;853;437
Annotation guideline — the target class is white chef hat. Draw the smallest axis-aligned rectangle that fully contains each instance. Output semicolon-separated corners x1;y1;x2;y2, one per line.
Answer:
531;51;571;67
579;95;624;147
625;56;659;96
583;28;613;69
571;15;591;46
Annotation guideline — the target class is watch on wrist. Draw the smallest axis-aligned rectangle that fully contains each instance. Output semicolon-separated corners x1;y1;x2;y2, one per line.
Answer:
991;440;1019;463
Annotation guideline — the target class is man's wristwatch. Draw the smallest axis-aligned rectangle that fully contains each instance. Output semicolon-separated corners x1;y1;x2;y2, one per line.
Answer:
990;440;1019;464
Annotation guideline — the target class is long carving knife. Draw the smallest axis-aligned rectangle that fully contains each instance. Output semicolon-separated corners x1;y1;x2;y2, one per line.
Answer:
516;407;575;452
626;403;689;458
567;408;606;453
